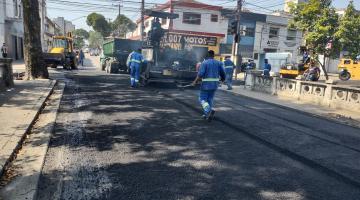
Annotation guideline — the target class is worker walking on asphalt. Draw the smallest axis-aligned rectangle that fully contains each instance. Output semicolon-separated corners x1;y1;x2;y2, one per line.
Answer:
192;50;226;121
79;49;85;66
128;49;145;88
224;56;235;90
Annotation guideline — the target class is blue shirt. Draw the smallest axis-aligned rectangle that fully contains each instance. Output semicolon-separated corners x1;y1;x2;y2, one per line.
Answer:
129;52;144;67
264;63;271;71
198;58;226;91
223;59;235;74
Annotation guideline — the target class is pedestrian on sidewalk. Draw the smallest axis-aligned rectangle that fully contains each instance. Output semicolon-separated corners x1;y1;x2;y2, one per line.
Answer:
263;59;271;77
128;48;145;88
192;50;226;121
1;43;8;58
79;49;85;66
224;56;235;90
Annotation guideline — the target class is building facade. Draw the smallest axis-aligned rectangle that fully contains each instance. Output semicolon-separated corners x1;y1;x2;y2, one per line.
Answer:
44;16;61;52
128;0;228;57
53;17;75;35
0;0;48;59
253;15;303;68
0;0;24;59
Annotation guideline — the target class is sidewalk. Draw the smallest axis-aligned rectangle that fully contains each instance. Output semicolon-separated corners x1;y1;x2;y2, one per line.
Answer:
219;84;360;127
0;80;56;175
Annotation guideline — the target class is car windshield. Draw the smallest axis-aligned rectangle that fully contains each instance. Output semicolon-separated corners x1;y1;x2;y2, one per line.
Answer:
53;39;67;48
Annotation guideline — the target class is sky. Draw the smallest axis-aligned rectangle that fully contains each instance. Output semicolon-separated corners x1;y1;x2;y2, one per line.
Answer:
47;0;360;31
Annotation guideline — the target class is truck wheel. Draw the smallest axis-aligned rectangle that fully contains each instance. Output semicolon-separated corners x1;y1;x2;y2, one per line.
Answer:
110;62;119;74
339;71;351;81
101;62;106;71
71;57;78;70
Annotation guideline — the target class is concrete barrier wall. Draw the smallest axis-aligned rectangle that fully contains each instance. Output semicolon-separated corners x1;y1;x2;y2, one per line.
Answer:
246;70;360;113
0;58;14;90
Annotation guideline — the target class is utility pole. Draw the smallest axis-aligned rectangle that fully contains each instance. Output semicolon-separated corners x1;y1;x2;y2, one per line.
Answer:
140;0;145;42
118;0;122;16
232;0;243;67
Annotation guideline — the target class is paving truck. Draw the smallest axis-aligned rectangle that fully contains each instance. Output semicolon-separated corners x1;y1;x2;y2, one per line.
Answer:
140;10;201;86
101;38;142;73
44;32;78;70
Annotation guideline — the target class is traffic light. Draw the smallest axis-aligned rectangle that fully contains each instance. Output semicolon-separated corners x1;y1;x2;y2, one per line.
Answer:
230;21;237;34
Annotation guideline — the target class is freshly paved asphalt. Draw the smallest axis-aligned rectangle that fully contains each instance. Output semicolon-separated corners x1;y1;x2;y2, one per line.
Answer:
37;58;360;200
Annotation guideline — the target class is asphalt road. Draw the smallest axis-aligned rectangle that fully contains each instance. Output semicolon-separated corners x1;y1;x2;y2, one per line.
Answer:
36;57;360;200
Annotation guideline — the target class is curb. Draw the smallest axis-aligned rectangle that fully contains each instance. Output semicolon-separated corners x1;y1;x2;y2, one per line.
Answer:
0;82;64;200
218;88;360;129
0;80;57;177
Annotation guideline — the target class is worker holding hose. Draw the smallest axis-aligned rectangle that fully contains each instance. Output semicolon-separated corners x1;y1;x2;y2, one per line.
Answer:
192;50;226;121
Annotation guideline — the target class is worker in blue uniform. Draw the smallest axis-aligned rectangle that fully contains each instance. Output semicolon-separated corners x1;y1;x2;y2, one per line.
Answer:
127;49;145;87
223;56;235;90
192;50;226;121
263;59;271;77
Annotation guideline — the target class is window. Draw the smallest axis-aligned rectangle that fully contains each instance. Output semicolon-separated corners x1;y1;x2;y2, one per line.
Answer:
211;14;218;22
287;29;297;41
145;21;149;28
245;27;255;37
254;53;259;60
269;27;279;39
183;12;201;25
161;18;167;25
344;60;351;64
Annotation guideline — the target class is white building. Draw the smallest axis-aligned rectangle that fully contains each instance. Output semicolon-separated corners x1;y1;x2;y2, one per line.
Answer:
0;0;48;59
253;15;303;68
0;0;24;59
53;17;75;35
128;0;228;56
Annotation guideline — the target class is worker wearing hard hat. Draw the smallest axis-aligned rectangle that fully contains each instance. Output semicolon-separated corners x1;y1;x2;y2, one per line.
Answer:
192;50;226;121
128;48;145;88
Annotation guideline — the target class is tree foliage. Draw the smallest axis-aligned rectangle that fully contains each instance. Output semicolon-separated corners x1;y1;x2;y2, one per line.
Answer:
289;0;339;57
289;0;340;79
73;28;89;39
73;29;89;49
335;0;360;60
86;13;111;37
88;31;104;48
111;14;136;38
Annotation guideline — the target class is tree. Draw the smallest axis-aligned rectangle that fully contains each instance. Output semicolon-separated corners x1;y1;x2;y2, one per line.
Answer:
22;0;48;79
335;0;360;60
111;14;136;38
86;13;111;37
88;31;104;49
289;0;340;80
73;29;89;49
73;28;89;39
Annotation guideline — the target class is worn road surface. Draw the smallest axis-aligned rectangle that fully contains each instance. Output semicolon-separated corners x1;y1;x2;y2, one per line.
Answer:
36;57;360;200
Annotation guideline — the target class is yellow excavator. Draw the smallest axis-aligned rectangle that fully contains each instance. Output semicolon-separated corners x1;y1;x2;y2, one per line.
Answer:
44;32;78;70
